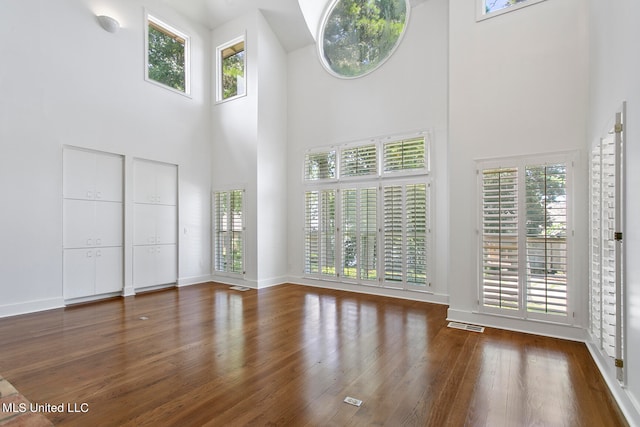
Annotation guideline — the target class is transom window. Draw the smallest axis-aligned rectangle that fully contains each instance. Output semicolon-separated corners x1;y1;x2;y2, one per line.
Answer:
478;0;547;21
478;153;574;323
145;14;190;95
216;36;246;102
303;133;430;291
319;0;410;78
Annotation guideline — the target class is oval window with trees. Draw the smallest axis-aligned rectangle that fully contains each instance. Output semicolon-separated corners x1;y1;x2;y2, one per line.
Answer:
320;0;409;78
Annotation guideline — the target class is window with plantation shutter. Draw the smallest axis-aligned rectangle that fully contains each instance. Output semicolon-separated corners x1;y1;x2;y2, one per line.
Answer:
213;189;244;274
481;168;519;310
383;183;429;288
383;137;426;173
304;151;336;181
341;144;377;177
406;183;428;286
304;189;336;276
341;187;377;281
303;131;430;291
479;154;573;322
525;164;568;315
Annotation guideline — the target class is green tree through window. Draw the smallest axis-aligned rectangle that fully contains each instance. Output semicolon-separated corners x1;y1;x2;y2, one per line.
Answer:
321;0;408;78
147;18;188;93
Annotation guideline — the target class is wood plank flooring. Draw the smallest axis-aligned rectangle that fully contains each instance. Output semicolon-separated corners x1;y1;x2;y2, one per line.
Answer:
0;283;628;426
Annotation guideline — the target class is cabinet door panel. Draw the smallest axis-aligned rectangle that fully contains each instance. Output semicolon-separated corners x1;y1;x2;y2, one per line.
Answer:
155;163;178;206
63;148;96;200
95;247;123;294
155;205;177;245
133;204;158;245
133;246;157;288
95;153;123;202
133;160;158;204
63;249;95;299
156;244;177;285
63;200;95;248
95;201;123;247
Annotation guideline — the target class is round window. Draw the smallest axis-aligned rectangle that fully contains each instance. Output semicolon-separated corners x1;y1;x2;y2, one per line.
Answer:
319;0;409;78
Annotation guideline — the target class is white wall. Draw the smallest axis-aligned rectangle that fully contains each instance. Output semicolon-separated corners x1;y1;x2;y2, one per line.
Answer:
211;10;289;288
0;0;212;316
286;0;449;302
588;0;640;424
447;0;589;338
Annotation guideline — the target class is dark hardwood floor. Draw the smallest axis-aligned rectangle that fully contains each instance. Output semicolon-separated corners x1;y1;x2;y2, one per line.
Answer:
0;283;627;426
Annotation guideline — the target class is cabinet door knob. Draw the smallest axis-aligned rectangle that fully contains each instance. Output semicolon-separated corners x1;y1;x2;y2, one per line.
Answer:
87;251;93;258
87;239;93;246
96;191;102;199
96;250;102;257
96;238;102;245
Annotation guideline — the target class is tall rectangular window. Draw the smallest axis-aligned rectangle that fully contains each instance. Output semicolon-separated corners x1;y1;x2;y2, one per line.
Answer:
216;36;246;102
214;190;244;274
341;187;377;281
146;14;190;95
304;190;336;276
479;154;573;322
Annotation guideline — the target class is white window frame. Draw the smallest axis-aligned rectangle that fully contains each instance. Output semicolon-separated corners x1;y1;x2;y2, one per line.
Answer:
476;151;575;324
477;0;548;22
213;189;245;276
302;131;432;292
144;12;191;96
216;35;247;103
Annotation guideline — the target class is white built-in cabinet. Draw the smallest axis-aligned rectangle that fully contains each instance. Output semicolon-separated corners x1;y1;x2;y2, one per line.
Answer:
63;147;123;300
133;159;178;289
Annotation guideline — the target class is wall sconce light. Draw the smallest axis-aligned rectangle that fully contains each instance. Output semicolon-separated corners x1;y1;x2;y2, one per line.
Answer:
97;15;120;33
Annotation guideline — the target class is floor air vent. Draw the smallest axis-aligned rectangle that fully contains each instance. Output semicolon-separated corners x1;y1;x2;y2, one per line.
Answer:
447;322;485;333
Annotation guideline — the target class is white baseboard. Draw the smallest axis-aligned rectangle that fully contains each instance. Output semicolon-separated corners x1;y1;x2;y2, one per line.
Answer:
446;308;586;341
0;297;65;319
177;275;214;287
586;341;640;427
287;275;449;305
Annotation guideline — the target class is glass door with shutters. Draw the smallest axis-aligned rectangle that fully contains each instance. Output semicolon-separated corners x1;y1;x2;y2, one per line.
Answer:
478;154;573;322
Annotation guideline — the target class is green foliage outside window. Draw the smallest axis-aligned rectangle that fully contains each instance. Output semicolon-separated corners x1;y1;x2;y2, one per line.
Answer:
222;43;245;100
147;21;186;92
322;0;408;78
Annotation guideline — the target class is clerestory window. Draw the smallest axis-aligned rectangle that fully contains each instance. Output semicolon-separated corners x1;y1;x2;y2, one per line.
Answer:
145;13;190;95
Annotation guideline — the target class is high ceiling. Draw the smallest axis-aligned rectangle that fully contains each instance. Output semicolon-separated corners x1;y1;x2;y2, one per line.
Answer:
161;0;316;52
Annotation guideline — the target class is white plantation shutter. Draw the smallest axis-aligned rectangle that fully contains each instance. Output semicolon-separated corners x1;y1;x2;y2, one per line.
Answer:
384;185;403;283
341;187;378;281
304;151;336;180
213;192;227;272
406;184;428;286
229;190;244;274
359;188;378;281
383;137;426;173
525;164;568;315
304;190;337;276
590;143;603;343
305;191;320;274
342;189;358;279
589;108;625;382
481;168;519;310
341;144;377;177
213;190;244;274
382;183;429;287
